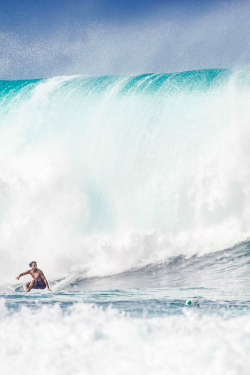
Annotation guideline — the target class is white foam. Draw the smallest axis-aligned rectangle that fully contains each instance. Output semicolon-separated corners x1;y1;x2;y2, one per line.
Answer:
0;300;249;375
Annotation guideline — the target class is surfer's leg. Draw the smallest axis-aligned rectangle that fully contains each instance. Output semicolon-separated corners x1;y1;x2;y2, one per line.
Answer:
26;280;35;292
25;282;30;292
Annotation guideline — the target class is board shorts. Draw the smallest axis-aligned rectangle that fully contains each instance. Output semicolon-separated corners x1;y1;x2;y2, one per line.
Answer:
33;280;46;289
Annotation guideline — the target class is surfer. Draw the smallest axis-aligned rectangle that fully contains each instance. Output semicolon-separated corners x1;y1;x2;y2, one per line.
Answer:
16;261;52;292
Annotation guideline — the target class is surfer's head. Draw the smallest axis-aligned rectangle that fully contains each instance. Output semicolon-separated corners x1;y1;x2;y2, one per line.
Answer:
29;261;37;270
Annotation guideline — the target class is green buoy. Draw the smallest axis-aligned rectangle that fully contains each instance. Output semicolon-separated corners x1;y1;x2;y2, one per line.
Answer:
186;299;192;305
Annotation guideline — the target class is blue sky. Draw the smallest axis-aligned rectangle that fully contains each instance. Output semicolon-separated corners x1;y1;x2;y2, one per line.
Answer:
0;0;250;79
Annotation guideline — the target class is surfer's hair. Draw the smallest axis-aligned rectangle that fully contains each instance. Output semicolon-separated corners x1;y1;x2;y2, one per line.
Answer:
29;261;37;267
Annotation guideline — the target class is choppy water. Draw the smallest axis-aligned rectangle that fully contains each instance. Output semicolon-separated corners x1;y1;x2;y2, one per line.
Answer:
1;69;250;374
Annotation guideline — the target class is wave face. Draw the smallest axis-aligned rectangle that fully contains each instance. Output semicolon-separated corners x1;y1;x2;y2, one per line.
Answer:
1;69;250;281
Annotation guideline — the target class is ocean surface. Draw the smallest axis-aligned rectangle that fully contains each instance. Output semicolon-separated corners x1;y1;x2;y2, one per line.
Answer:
1;69;250;374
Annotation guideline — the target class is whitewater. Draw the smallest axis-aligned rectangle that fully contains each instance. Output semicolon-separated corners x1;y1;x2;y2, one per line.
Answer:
1;69;250;374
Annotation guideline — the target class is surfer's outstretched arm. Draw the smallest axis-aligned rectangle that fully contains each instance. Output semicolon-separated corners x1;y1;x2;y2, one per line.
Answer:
16;270;30;280
41;272;52;292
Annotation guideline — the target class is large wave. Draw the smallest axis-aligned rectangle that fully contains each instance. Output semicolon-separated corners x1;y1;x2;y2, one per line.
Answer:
1;69;250;282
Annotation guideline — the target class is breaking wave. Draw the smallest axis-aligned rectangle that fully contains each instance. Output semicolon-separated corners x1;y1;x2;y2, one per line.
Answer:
1;69;250;282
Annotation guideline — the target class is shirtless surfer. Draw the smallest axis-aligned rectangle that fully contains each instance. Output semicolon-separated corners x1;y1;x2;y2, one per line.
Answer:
16;261;52;292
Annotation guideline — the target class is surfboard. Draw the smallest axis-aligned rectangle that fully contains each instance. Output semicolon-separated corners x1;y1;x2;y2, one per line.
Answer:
15;285;25;292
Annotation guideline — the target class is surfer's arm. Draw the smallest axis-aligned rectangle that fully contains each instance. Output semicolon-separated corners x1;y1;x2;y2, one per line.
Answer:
41;272;52;292
16;270;30;280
